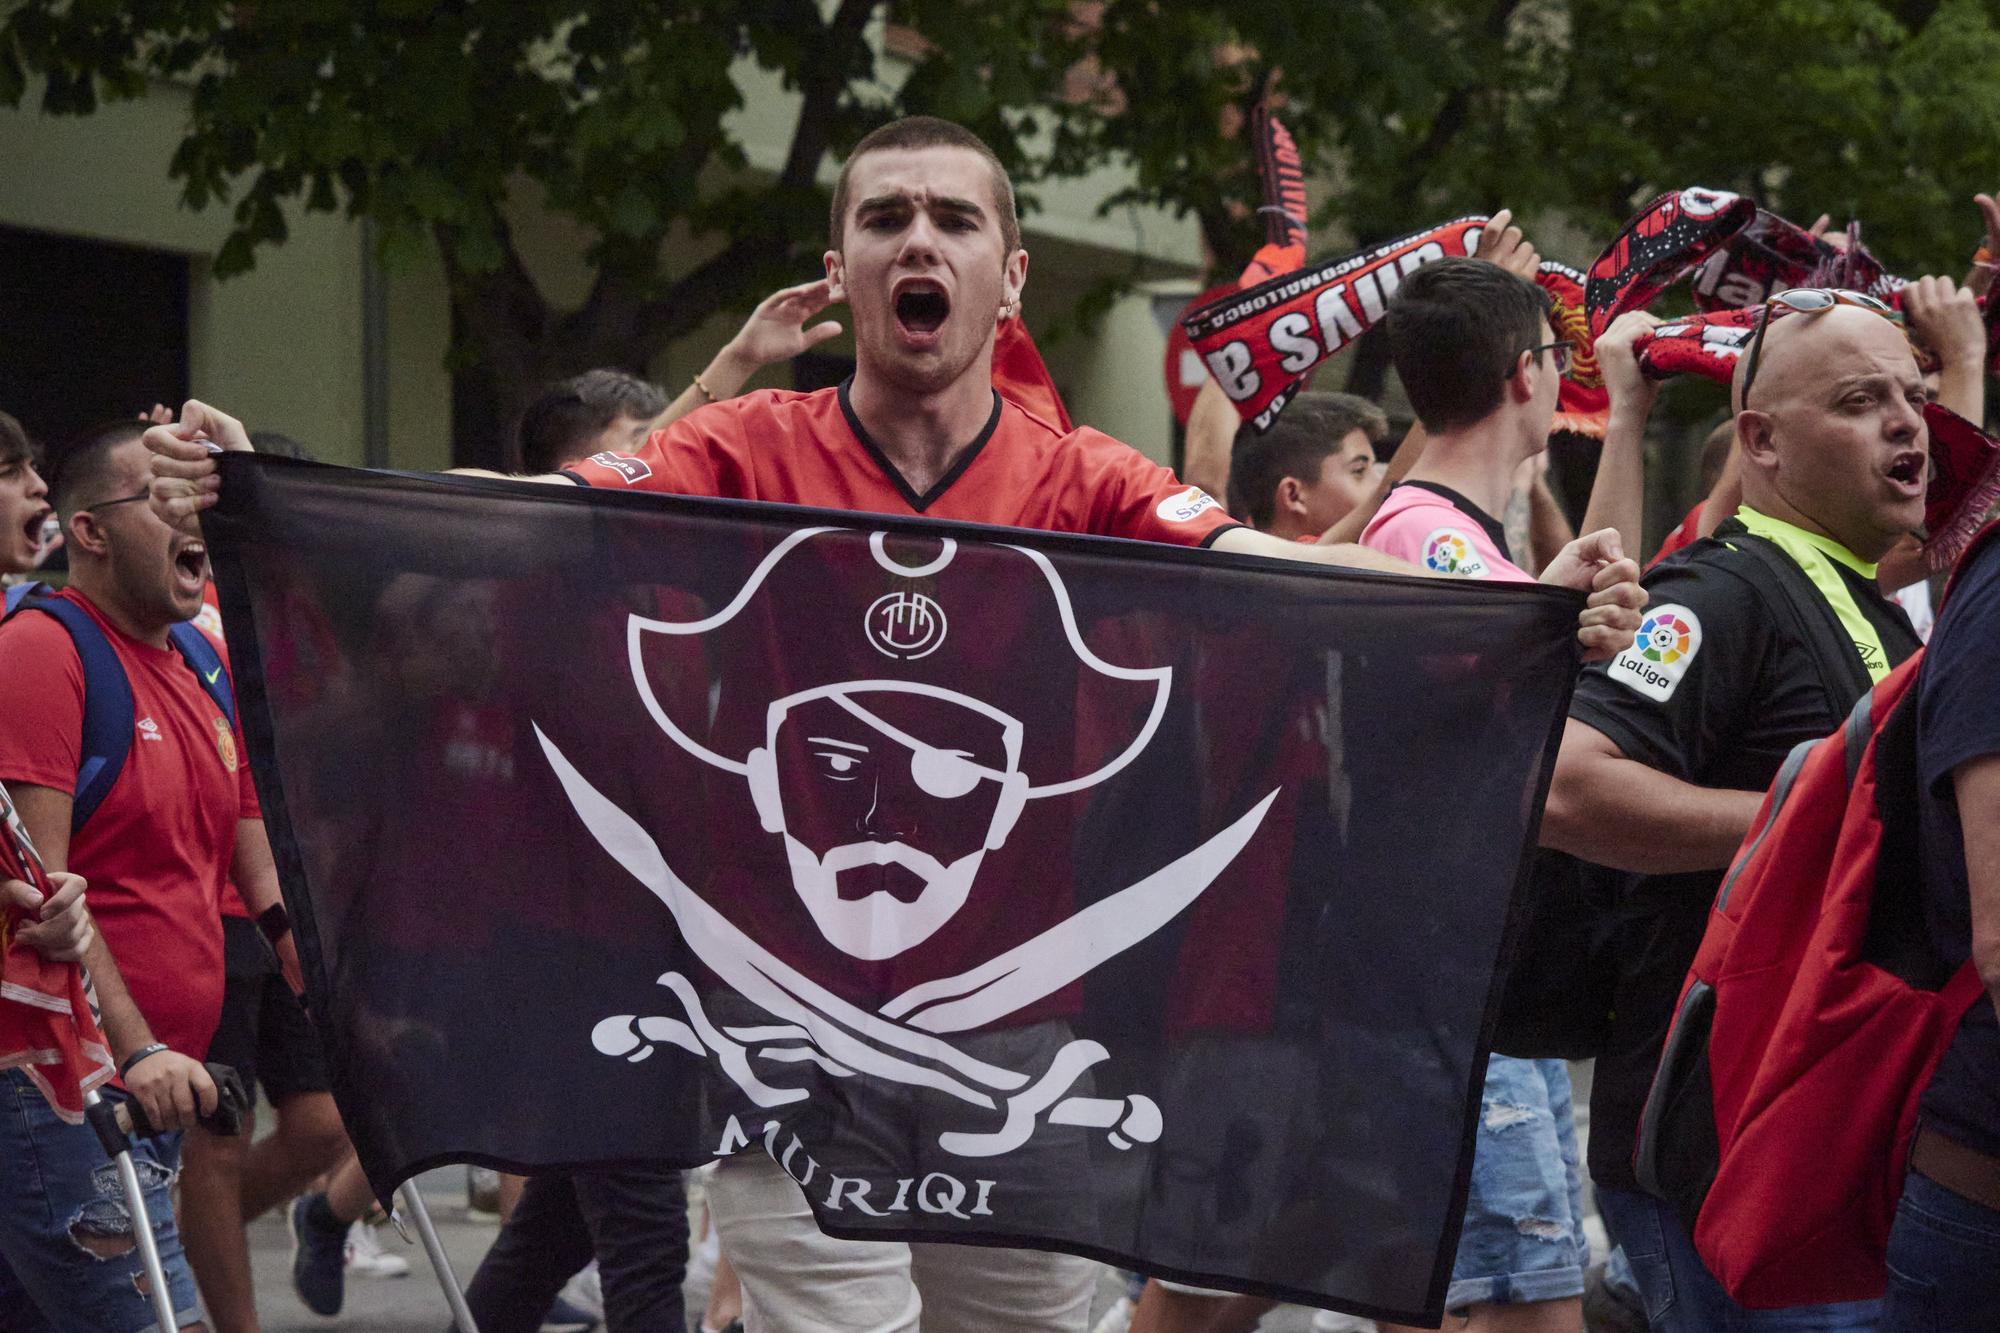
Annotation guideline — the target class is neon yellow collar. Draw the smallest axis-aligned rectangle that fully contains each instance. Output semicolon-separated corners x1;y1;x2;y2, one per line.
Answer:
1733;506;1879;579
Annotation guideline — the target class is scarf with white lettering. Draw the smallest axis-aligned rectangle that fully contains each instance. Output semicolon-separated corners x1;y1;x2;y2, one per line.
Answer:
1184;216;1488;434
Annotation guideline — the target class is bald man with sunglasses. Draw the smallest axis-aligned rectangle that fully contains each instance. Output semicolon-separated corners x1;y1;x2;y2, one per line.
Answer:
1541;300;1933;1330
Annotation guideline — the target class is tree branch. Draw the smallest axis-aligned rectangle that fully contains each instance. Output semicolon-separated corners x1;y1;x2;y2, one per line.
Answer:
1390;0;1523;203
435;207;550;369
638;0;876;342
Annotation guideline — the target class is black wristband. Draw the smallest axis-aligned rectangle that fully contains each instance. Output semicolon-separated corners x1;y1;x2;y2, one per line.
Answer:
119;1042;169;1080
257;902;291;946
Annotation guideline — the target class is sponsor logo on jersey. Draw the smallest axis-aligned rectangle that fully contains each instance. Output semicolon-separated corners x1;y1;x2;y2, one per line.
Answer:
137;716;162;742
1156;487;1219;524
588;452;654;485
1421;527;1489;578
1609;604;1704;701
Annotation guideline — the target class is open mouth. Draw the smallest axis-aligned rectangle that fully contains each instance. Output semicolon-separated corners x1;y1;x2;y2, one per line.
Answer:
894;280;950;337
173;540;209;585
21;506;48;551
1886;452;1927;491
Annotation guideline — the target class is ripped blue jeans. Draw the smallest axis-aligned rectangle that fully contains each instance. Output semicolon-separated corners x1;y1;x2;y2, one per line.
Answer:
0;1069;201;1331
1444;1055;1589;1311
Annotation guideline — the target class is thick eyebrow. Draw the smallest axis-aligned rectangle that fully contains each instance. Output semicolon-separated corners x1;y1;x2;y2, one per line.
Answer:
808;736;869;752
854;192;988;225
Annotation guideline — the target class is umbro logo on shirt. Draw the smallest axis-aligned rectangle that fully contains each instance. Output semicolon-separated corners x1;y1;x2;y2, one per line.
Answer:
136;717;163;742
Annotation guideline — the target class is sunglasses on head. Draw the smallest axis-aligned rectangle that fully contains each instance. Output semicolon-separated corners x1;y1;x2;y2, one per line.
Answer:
1738;287;1899;409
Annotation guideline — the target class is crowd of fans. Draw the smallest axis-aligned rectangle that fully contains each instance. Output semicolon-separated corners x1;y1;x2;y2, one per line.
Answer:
1;112;1997;1333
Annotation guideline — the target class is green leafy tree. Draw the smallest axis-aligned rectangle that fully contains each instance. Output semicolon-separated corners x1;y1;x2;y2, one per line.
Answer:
5;0;1996;451
0;0;1092;459
1040;0;2000;391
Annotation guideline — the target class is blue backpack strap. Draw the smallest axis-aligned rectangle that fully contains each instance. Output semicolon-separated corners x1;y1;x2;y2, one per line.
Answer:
4;580;47;616
167;621;236;727
2;592;135;832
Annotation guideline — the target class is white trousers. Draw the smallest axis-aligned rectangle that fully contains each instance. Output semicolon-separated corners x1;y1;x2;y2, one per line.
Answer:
706;1151;1098;1333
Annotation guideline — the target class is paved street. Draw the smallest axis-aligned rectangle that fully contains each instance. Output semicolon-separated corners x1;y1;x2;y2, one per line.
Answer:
240;1169;1337;1332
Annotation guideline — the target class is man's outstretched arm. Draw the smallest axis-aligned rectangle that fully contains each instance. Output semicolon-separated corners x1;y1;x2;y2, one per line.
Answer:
1212;525;1646;663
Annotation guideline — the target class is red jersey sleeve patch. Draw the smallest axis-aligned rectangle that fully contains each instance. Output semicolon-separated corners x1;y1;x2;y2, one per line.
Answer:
561;407;737;495
1084;436;1242;546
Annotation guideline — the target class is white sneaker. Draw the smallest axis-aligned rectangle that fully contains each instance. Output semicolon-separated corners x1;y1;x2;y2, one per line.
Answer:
558;1261;605;1321
344;1221;411;1279
1309;1311;1378;1333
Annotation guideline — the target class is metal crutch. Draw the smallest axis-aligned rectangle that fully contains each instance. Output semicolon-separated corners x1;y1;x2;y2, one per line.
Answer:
0;779;181;1332
395;1178;482;1333
83;1089;191;1332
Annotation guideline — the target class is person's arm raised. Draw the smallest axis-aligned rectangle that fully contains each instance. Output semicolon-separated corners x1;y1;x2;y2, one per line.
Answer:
1541;718;1763;872
1581;311;1661;561
654;279;844;431
1180;378;1241;510
1904;274;1988;425
145;398;582;535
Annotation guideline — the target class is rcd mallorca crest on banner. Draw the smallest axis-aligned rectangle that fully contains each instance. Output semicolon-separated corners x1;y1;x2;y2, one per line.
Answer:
537;529;1277;1158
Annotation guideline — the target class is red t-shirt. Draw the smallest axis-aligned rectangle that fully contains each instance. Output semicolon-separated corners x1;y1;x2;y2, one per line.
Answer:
1649;500;1705;569
562;380;1242;546
0;589;260;1058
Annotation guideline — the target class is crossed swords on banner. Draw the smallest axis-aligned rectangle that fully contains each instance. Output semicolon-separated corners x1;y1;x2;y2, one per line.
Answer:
538;727;1275;1158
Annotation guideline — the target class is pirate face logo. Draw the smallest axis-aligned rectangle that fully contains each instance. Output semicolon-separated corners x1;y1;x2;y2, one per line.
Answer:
750;684;1029;960
539;527;1276;1159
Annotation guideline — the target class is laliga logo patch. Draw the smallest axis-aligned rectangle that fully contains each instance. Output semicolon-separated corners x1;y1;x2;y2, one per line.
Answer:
1422;527;1489;578
1610;604;1703;701
866;590;947;660
587;451;653;485
213;716;238;771
1157;486;1218;524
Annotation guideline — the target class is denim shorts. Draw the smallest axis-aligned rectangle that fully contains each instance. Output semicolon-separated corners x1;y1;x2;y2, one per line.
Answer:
1444;1055;1589;1310
0;1069;202;1331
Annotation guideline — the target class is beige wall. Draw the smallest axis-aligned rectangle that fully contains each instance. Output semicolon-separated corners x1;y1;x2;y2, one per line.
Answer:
3;67;1202;475
0;78;371;464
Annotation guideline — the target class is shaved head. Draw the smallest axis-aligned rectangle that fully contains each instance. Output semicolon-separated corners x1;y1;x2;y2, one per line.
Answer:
1734;304;1915;414
1734;304;1929;562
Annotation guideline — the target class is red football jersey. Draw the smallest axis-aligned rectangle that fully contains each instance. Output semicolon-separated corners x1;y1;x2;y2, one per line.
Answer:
0;589;259;1059
562;380;1241;546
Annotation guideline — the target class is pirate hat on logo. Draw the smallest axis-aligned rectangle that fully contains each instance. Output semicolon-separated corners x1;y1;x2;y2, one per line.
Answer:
628;528;1172;801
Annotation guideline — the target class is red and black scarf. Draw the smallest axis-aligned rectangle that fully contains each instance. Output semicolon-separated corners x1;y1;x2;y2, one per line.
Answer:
1184;216;1489;433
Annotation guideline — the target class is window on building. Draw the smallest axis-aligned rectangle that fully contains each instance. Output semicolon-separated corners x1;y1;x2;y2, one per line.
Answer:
0;224;190;453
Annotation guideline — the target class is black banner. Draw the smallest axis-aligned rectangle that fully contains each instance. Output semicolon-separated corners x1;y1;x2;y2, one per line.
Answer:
205;455;1580;1323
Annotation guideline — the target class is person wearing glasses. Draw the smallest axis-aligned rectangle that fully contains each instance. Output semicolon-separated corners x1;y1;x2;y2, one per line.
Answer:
0;418;294;1333
1542;292;1933;1330
1361;259;1655;590
1342;256;1662;1333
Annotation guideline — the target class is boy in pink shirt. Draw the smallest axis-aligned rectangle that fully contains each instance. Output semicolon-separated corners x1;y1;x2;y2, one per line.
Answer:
1362;479;1532;582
